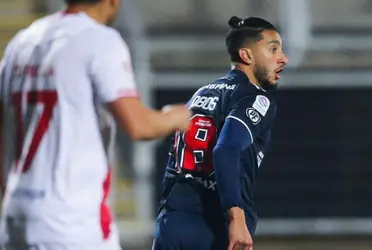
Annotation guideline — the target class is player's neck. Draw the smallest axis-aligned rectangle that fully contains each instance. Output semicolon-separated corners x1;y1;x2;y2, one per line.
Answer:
64;5;107;24
232;64;262;89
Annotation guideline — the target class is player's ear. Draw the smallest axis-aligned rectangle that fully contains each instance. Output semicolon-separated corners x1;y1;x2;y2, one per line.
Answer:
105;0;118;8
238;48;253;65
110;0;121;8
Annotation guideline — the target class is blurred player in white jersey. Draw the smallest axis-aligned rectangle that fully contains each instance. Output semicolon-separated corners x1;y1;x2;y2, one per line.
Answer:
0;0;191;249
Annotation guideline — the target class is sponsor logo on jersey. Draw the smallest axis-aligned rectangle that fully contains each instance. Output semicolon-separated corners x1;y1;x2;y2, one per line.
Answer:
185;173;217;190
246;108;261;125
189;96;219;111
204;83;236;90
252;95;270;116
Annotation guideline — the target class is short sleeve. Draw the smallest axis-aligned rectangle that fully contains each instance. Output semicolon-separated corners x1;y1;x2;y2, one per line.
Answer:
90;30;138;103
226;94;273;145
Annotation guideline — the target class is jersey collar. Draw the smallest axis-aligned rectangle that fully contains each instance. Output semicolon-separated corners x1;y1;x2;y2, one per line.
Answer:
227;69;266;92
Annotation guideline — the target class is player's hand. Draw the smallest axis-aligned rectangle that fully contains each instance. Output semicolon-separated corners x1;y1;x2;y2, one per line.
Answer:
227;208;253;250
162;104;191;132
228;219;253;250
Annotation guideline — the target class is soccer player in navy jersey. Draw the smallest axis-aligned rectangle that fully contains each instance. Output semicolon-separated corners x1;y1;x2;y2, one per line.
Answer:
153;16;288;250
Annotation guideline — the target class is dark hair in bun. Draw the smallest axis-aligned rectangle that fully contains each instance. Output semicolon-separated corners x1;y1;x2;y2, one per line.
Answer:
225;16;278;64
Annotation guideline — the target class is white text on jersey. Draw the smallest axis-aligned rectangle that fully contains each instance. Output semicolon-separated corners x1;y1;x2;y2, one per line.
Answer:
204;83;236;90
189;96;219;111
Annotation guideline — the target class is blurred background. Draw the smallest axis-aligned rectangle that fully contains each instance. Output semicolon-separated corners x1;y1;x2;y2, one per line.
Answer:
2;0;372;249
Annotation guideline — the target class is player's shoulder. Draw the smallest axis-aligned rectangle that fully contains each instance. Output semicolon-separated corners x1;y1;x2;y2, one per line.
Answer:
228;75;276;118
37;13;127;49
2;28;27;59
196;70;241;97
87;23;130;56
234;83;275;104
245;92;275;118
55;13;130;60
75;16;124;44
88;20;121;39
15;13;60;40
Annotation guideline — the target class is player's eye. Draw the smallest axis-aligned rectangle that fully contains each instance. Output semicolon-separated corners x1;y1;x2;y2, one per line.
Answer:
270;47;278;53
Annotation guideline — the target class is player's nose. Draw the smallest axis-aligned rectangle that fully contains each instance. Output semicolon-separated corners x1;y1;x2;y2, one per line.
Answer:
279;53;289;66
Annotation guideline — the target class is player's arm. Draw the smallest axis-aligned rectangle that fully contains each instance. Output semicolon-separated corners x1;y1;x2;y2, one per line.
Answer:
213;115;252;217
213;112;254;249
213;95;272;249
0;58;5;196
108;99;189;140
213;95;271;217
91;31;190;140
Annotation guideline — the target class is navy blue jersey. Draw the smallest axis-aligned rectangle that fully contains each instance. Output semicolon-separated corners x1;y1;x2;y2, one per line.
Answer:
160;69;277;231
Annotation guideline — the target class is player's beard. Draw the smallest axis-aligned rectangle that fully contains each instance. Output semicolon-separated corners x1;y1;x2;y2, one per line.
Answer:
254;64;278;91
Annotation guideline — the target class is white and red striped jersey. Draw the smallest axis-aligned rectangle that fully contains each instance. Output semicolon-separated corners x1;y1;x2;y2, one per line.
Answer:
0;12;137;243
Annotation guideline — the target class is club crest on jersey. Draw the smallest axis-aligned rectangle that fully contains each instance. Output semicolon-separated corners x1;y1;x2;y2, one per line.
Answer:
246;108;261;125
252;95;270;116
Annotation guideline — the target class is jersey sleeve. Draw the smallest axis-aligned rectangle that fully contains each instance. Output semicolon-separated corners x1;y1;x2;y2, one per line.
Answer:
90;30;138;103
213;94;274;210
0;59;4;101
226;94;273;146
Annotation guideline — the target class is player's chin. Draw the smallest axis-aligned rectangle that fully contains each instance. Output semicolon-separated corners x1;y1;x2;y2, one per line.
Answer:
267;79;279;90
269;79;279;86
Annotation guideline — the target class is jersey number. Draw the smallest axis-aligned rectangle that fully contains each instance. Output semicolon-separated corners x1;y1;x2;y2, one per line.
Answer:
12;90;58;173
176;115;217;174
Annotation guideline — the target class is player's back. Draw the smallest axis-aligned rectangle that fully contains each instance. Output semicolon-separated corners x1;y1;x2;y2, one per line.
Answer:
0;12;120;242
161;70;276;227
162;72;243;210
